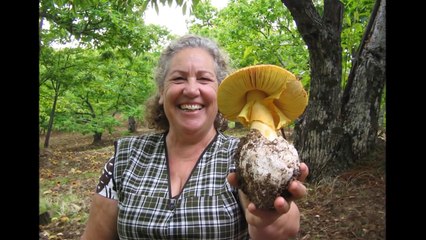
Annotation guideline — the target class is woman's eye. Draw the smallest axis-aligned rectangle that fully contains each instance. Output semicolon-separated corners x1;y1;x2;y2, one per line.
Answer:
171;77;185;83
199;77;213;82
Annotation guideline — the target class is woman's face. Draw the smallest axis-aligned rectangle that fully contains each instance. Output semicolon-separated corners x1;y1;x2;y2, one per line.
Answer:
159;47;218;135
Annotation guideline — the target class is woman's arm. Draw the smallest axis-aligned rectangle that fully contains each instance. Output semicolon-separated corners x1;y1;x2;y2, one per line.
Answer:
80;193;119;240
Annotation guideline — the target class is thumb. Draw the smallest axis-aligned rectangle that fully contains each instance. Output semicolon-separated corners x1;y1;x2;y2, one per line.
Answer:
227;172;238;188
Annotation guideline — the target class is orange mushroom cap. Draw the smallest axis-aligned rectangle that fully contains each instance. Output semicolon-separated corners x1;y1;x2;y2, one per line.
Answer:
217;64;308;139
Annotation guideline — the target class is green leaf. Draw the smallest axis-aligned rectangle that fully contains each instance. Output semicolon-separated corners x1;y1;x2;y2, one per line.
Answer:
141;1;149;12
182;2;187;15
154;1;160;14
243;46;253;59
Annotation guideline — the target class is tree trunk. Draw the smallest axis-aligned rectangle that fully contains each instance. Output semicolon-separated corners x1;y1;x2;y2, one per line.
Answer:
283;0;386;181
43;82;61;148
340;0;386;163
93;132;102;144
128;116;137;133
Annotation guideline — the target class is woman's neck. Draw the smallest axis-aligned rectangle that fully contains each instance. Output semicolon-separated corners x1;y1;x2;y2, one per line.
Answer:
166;128;216;157
166;127;217;148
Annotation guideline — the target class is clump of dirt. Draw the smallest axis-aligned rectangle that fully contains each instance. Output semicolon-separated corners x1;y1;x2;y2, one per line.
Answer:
235;129;300;209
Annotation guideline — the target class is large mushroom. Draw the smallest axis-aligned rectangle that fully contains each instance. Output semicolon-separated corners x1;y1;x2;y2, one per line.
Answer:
218;64;308;209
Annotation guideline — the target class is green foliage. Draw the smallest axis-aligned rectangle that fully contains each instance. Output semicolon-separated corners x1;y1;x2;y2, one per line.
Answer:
39;0;171;138
39;0;379;137
189;0;310;87
40;47;159;135
146;0;199;15
340;0;375;85
40;0;173;51
188;0;375;94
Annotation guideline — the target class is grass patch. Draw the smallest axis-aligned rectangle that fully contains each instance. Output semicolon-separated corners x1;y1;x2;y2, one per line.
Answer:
40;170;100;225
40;191;86;218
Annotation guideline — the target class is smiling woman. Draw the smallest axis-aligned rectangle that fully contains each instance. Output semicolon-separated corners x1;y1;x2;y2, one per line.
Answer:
80;34;309;240
143;0;228;35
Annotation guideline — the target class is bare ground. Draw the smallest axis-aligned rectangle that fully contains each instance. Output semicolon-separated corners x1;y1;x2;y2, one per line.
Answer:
39;128;385;239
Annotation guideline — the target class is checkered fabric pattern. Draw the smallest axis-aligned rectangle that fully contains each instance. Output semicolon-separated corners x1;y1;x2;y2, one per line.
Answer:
96;131;249;239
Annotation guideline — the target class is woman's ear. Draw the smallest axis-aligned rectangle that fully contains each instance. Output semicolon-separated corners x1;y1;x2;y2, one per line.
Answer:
158;92;164;105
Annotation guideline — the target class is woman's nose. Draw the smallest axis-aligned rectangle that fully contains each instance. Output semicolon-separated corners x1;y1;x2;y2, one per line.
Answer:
183;78;200;97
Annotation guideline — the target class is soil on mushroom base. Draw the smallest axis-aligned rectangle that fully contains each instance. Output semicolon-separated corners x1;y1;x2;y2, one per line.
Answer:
39;127;385;240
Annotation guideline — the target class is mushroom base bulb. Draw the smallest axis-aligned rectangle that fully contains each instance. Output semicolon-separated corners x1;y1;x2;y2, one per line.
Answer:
235;129;300;209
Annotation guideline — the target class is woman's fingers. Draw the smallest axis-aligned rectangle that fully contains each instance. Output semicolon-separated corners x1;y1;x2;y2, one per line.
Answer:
273;196;291;215
298;162;309;182
287;180;308;201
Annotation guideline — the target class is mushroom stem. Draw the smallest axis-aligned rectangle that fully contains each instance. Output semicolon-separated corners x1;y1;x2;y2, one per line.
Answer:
251;121;278;141
246;90;278;141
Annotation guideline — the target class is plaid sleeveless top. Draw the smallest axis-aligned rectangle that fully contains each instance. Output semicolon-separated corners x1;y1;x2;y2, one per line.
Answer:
96;131;249;239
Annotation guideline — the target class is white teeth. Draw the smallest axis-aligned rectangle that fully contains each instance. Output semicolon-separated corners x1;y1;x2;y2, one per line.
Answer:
180;104;202;110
